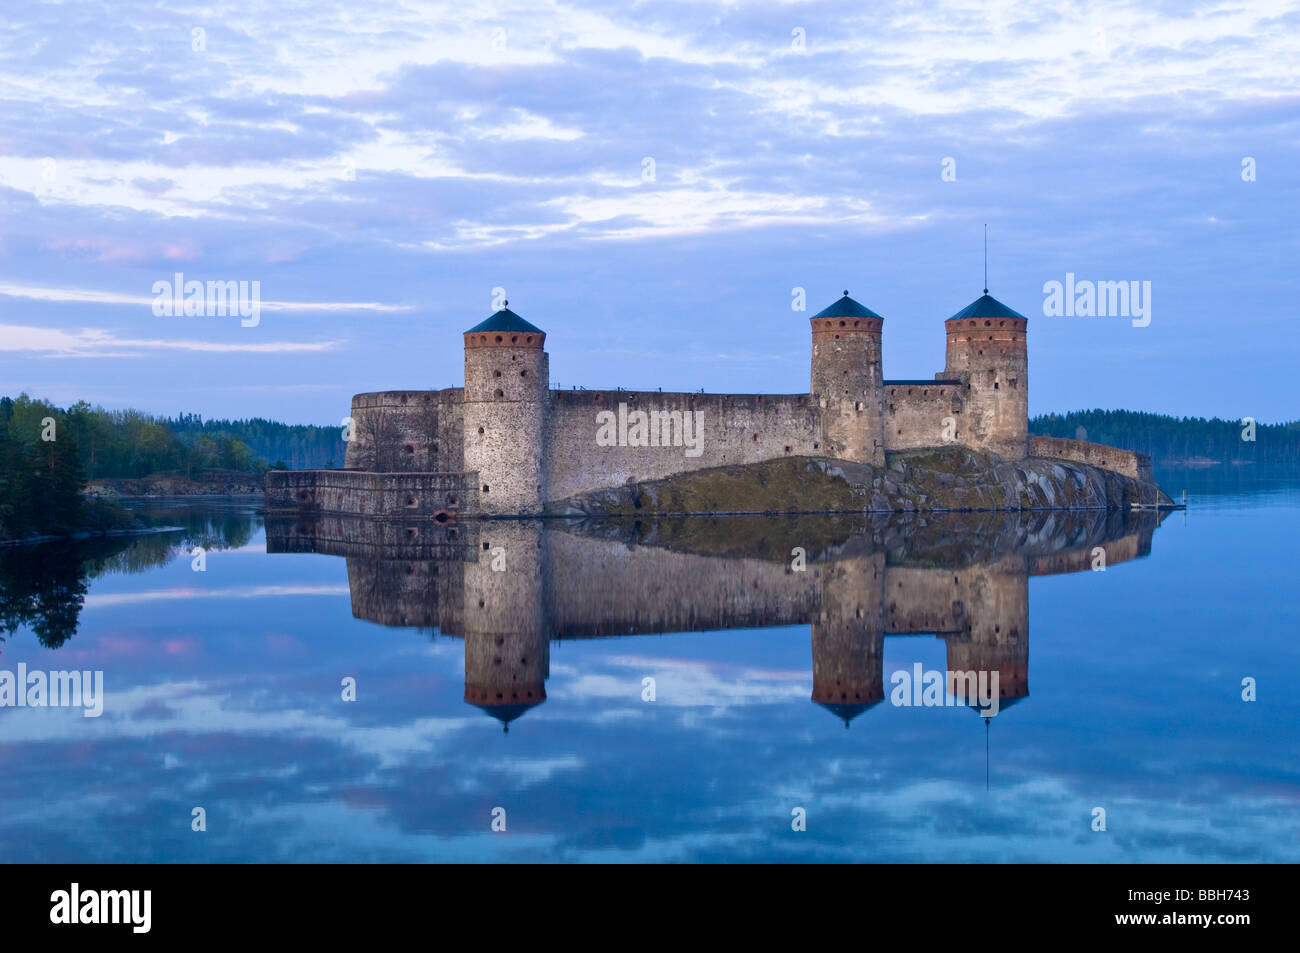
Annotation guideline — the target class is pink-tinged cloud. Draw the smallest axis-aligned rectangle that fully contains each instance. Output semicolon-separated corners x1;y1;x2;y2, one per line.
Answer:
266;633;307;656
42;236;201;264
161;241;202;260
163;637;201;659
89;633;152;658
266;241;309;263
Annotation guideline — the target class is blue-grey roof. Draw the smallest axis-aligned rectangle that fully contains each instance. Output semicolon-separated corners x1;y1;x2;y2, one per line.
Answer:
470;700;544;732
816;699;882;728
466;306;545;335
812;291;884;320
947;293;1026;321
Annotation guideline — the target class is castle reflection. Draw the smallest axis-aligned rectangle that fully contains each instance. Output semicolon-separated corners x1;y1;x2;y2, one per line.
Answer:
266;509;1167;730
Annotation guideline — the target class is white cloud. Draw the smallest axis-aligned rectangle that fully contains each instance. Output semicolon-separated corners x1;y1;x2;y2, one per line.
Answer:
0;282;410;313
0;324;340;358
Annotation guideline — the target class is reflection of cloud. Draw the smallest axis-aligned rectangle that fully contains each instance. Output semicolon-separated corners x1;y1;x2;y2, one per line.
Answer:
0;678;476;770
83;584;350;608
550;655;808;708
470;755;584;786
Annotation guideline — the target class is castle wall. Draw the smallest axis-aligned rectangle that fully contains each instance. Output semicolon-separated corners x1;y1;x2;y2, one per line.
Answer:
544;390;823;505
883;380;966;451
264;469;476;519
1028;527;1145;575
344;389;463;473
884;565;970;635
345;554;461;630
1030;436;1152;482
543;528;820;635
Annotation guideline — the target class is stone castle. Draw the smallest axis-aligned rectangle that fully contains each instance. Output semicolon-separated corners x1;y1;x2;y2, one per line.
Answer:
266;508;1167;729
267;289;1158;518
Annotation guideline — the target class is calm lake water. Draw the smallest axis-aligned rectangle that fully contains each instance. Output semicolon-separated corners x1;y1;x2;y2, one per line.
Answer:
1;468;1297;863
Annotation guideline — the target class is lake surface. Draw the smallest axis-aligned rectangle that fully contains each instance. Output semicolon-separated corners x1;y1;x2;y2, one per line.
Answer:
1;469;1296;863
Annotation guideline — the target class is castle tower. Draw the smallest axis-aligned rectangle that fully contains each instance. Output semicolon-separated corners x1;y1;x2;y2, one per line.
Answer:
463;303;549;514
809;291;886;466
810;552;887;727
942;556;1029;715
942;292;1028;461
462;522;549;731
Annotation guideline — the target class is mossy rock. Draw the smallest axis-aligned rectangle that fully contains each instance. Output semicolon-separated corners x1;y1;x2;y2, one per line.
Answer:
549;448;1171;517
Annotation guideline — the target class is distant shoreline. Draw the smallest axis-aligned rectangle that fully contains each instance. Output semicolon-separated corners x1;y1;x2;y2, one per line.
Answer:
0;525;180;550
88;473;264;498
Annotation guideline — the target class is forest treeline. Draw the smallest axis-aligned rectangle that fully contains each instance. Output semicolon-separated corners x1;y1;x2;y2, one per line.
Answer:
166;413;344;470
1;395;343;480
1030;409;1300;466
4;391;1297;540
0;393;341;538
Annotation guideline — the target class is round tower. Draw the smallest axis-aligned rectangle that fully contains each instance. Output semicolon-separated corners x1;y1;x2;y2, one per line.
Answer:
942;292;1028;461
463;303;549;514
809;291;886;466
462;523;549;732
943;557;1029;715
811;552;886;728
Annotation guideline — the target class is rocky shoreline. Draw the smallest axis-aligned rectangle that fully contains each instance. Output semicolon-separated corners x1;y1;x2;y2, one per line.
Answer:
550;448;1173;517
88;473;264;497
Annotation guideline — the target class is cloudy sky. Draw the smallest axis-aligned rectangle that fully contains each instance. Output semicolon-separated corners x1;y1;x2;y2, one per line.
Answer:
1;0;1296;424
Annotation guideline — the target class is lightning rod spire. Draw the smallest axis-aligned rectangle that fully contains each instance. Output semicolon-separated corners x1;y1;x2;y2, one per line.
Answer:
983;223;988;295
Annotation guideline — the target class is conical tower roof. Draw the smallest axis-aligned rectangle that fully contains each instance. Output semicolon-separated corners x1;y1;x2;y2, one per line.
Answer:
466;304;545;335
812;290;884;320
947;293;1026;321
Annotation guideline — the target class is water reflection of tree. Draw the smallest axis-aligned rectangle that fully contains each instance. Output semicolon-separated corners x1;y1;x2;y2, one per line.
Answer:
0;543;94;649
0;506;258;650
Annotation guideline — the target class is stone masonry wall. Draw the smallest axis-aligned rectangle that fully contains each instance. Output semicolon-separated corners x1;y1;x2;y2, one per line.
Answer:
344;389;463;473
1030;435;1151;482
883;380;965;451
265;468;477;519
545;390;823;504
